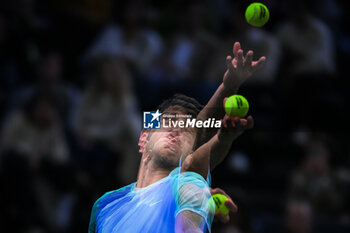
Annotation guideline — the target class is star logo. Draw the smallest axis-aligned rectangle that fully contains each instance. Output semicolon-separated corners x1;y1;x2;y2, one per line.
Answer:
143;110;162;129
150;110;161;122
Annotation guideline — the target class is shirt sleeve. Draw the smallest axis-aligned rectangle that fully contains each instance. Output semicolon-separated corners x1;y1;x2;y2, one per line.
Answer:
171;171;215;232
88;191;114;233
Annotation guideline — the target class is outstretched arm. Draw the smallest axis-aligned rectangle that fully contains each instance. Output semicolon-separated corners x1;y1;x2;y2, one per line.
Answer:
194;42;265;151
183;113;254;178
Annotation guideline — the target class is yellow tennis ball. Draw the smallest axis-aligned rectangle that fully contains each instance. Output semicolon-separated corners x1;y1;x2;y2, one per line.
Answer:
225;95;249;118
245;2;270;27
211;194;229;215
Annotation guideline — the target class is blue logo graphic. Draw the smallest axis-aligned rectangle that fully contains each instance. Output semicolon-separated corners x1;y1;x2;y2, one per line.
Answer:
143;110;161;129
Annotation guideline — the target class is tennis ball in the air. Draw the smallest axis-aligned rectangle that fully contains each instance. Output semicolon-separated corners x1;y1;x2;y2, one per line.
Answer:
224;95;249;118
245;2;270;27
211;194;229;215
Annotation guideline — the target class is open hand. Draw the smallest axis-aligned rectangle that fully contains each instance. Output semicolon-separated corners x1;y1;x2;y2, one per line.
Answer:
219;97;254;140
223;42;266;91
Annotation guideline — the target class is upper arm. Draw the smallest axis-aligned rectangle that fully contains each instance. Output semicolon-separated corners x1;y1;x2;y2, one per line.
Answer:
173;179;215;232
182;152;209;180
182;133;221;178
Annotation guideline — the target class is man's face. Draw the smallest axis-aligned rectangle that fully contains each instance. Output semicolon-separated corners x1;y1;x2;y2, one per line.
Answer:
144;106;196;170
286;201;312;233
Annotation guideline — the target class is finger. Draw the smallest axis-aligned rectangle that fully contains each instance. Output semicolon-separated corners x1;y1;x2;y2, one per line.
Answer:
223;97;228;108
222;118;228;128
211;187;227;195
226;56;234;71
237;50;244;69
246;115;254;129
223;117;233;128
211;188;237;215
252;56;266;70
230;117;236;128
233;42;241;58
225;200;238;213
234;117;241;129
239;118;248;128
210;188;218;195
215;211;229;223
245;50;253;68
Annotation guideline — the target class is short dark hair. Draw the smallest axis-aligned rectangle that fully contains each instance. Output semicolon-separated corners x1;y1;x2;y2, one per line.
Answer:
157;94;203;118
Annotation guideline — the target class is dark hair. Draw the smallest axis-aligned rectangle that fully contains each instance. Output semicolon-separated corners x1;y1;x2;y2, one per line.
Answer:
157;94;203;118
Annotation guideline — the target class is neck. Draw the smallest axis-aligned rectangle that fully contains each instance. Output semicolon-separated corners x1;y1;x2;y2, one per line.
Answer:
135;152;172;188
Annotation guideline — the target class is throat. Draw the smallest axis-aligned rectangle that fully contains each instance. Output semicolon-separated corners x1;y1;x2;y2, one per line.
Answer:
136;162;171;188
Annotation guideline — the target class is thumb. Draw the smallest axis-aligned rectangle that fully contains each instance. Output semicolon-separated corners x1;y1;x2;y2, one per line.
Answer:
223;97;228;109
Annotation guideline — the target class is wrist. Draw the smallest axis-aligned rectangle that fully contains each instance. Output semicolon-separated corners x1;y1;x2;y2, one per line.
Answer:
221;82;239;95
217;129;235;145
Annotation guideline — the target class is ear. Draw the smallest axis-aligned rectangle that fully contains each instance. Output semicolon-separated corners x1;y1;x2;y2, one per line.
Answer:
138;129;149;154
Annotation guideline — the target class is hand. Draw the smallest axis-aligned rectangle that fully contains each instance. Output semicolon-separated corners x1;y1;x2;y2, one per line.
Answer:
210;187;238;223
223;42;266;91
219;97;254;140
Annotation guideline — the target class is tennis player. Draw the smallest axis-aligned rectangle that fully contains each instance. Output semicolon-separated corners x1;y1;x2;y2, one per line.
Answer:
88;42;265;233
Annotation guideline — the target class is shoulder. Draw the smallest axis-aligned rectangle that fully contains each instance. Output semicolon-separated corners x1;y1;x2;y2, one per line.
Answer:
169;166;211;194
89;183;135;233
93;183;135;210
180;154;211;185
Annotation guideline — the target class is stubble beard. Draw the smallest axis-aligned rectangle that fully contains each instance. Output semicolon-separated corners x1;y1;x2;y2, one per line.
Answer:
151;151;179;171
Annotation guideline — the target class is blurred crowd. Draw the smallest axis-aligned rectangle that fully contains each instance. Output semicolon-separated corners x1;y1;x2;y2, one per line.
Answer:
0;0;349;232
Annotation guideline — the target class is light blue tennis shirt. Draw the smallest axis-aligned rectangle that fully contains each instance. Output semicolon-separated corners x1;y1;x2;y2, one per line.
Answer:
88;165;215;233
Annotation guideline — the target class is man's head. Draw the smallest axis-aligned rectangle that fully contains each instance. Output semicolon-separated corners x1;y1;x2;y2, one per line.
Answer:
285;199;313;233
139;94;203;170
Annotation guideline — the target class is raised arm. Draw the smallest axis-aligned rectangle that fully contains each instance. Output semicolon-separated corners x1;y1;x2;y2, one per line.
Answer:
183;113;254;178
194;42;265;150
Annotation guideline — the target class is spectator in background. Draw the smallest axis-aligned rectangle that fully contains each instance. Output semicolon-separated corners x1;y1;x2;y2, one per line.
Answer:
73;56;140;186
0;93;72;232
164;0;219;82
276;0;335;85
1;93;69;166
3;0;53;85
287;137;343;217
139;0;220;105
84;1;163;74
9;49;80;129
0;12;14;123
275;1;338;131
284;199;313;233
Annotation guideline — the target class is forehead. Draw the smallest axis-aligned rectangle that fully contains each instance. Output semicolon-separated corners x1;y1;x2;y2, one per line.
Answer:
148;105;197;135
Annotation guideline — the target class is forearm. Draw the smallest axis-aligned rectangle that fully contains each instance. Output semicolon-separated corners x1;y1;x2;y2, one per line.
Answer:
185;130;235;178
197;83;236;122
194;83;238;149
193;42;264;167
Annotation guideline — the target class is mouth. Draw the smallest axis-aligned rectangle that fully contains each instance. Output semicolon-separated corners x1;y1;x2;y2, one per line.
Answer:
169;147;177;152
166;146;180;156
164;135;181;154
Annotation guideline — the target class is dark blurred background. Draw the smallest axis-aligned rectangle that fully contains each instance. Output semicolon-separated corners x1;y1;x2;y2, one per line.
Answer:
0;0;349;232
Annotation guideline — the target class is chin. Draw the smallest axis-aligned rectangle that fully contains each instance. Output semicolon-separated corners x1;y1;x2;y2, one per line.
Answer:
154;153;179;170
